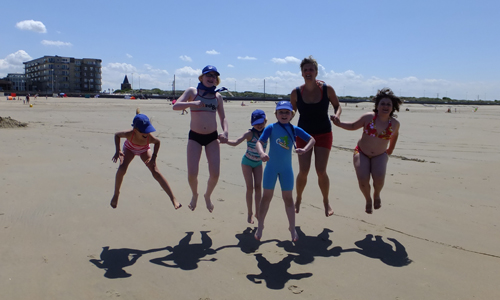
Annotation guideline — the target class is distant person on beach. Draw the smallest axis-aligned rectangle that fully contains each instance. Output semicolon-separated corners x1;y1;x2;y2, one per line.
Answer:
220;109;267;224
26;94;30;105
290;56;342;217
331;88;401;214
254;101;315;242
173;65;228;212
110;109;181;210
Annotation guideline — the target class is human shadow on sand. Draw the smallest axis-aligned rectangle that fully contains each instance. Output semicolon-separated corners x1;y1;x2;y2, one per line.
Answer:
90;246;167;279
246;253;313;290
276;226;342;265
215;227;279;254
342;234;413;267
149;231;217;270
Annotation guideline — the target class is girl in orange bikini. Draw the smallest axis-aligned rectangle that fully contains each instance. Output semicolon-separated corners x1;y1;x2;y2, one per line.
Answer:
331;88;402;214
110;109;181;210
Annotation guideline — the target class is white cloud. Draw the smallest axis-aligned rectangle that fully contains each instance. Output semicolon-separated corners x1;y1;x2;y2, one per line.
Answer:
0;50;32;74
180;55;192;62
41;40;72;47
175;66;201;77
238;56;257;60
144;64;169;75
104;62;137;73
206;50;220;55
16;20;47;33
271;56;300;64
126;53;133;58
227;64;234;68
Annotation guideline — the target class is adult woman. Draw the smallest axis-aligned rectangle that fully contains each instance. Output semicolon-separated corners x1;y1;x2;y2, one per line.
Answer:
290;56;341;217
173;65;228;212
331;88;401;214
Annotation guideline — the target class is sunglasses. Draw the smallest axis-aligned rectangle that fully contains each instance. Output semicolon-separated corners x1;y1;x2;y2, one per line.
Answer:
205;73;217;78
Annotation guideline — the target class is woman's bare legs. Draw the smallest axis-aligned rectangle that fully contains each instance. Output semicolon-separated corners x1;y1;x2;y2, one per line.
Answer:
141;150;181;209
353;151;373;213
295;149;312;213
370;153;388;210
282;190;299;242
203;140;220;212
314;147;334;216
111;149;135;208
187;140;203;210
255;188;274;241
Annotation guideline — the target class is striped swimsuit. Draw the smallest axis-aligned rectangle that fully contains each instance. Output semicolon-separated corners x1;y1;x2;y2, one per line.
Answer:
124;132;150;155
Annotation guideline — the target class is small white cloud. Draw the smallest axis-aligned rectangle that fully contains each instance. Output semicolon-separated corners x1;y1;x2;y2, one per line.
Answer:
227;64;234;68
126;53;133;58
0;50;33;71
16;20;47;33
180;55;192;62
176;66;201;76
41;40;72;47
206;50;220;55
105;62;137;73
271;56;300;64
237;56;257;60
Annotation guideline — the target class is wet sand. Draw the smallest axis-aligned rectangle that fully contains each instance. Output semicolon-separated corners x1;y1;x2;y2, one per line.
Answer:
1;96;499;299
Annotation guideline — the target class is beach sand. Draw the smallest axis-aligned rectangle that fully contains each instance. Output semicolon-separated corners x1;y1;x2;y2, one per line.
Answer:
1;96;499;299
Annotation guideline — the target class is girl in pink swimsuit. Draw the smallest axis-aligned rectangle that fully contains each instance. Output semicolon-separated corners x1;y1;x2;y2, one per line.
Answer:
331;88;402;214
110;109;181;210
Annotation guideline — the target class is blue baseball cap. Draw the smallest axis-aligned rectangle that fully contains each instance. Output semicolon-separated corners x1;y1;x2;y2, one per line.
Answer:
202;65;220;76
251;109;266;125
132;114;156;133
276;100;293;111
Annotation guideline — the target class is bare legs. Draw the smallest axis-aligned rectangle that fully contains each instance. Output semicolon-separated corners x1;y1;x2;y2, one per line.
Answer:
111;149;180;209
353;151;388;214
186;139;220;212
242;164;263;224
295;146;333;217
255;189;298;242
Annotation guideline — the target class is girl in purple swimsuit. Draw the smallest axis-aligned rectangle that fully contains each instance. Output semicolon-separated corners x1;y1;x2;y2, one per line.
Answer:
173;65;228;213
331;88;402;214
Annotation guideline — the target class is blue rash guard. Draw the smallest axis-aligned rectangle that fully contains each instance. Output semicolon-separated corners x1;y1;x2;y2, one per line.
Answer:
259;122;311;191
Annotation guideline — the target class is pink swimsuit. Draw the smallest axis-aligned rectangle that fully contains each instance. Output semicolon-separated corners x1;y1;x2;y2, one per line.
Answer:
123;132;150;155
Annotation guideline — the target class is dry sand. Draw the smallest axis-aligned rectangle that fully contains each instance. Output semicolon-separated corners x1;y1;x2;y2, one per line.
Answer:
1;96;499;299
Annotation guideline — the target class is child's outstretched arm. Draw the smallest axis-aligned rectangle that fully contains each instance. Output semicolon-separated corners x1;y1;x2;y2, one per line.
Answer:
112;130;131;163
224;130;252;146
331;113;370;131
296;137;315;155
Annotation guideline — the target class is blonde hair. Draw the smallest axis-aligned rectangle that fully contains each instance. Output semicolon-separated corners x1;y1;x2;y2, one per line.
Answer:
198;74;221;86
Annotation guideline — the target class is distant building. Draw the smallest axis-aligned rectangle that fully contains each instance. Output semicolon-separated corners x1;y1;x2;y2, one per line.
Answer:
7;73;26;91
0;78;12;91
23;55;102;93
121;75;132;90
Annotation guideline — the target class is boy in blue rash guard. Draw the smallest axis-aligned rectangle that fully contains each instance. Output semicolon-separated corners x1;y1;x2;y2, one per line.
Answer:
254;101;315;242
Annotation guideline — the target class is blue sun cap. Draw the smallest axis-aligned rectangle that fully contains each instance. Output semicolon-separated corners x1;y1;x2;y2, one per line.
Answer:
202;65;220;76
132;114;156;133
251;109;266;125
276;100;293;111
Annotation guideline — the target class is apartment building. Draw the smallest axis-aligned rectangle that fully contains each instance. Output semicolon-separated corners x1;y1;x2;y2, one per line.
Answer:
23;55;102;93
6;73;26;91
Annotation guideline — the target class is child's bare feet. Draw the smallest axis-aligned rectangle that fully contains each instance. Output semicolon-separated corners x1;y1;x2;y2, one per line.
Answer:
172;198;182;210
110;194;119;208
374;197;381;210
290;227;299;242
324;202;334;217
204;194;214;213
295;196;302;213
365;200;373;214
254;226;263;241
188;194;198;211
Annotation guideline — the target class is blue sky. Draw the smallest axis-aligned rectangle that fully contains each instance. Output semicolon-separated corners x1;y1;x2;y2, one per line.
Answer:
1;0;498;100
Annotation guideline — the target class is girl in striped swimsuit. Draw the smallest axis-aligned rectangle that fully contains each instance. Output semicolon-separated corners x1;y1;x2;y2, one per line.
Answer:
110;110;181;210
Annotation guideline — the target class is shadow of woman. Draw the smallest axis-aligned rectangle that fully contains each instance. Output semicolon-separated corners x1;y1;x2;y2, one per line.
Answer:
149;231;217;271
342;234;412;267
276;226;342;265
90;246;167;278
246;253;313;290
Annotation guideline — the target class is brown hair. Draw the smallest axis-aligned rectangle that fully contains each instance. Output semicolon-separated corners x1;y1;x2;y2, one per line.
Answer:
300;55;318;71
372;88;402;117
